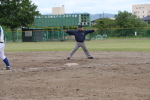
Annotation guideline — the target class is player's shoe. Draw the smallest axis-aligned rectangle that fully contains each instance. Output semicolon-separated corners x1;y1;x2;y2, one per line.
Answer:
88;57;94;59
67;57;70;60
6;66;12;70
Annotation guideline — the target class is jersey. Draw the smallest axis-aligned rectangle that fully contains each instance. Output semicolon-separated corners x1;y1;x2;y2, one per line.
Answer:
66;30;94;42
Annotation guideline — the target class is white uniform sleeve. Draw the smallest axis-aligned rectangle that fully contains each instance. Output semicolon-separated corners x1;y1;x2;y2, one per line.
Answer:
0;26;4;42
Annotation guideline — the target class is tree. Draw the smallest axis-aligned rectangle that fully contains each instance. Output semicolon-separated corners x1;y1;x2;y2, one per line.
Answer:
92;18;116;29
114;11;148;37
0;0;40;42
148;20;150;24
92;18;116;36
115;11;147;28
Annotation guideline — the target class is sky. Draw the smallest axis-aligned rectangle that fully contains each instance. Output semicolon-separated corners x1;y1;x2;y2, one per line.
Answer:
31;0;150;14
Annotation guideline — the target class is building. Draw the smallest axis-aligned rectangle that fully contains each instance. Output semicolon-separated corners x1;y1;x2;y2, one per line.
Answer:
34;13;91;27
34;5;91;27
132;4;150;18
52;5;65;15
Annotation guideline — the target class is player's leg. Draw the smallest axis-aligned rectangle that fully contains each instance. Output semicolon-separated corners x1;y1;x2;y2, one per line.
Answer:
0;44;11;70
68;42;80;59
80;42;93;59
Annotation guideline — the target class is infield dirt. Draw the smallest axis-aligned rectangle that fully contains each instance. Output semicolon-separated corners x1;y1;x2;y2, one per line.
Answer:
0;51;150;100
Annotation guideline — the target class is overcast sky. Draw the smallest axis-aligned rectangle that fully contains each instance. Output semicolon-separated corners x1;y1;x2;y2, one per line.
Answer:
31;0;150;14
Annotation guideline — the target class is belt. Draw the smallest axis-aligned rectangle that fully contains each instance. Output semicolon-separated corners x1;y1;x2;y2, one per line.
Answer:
77;41;84;43
0;42;3;43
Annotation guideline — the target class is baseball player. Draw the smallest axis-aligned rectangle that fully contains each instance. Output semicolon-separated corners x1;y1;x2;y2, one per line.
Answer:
0;26;12;70
64;25;97;59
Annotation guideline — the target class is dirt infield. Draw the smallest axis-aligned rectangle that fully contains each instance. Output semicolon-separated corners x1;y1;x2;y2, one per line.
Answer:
0;51;150;100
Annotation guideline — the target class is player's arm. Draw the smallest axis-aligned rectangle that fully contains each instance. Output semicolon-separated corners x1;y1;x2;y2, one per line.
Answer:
64;30;74;35
85;29;98;34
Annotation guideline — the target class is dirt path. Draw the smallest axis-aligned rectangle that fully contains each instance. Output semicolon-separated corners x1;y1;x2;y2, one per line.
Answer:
0;51;150;100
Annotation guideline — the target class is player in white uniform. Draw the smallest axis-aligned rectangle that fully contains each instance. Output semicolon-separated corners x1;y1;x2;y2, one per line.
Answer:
0;26;12;70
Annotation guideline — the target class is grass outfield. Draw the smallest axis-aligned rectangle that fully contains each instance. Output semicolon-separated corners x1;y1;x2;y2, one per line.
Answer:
5;39;150;52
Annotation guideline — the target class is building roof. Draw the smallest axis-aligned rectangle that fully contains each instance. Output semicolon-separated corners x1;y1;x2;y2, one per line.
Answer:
141;16;150;21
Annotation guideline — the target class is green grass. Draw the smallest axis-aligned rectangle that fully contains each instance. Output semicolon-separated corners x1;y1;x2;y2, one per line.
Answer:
5;39;150;52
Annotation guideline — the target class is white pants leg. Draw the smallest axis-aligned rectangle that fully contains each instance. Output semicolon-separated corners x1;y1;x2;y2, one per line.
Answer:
0;43;6;60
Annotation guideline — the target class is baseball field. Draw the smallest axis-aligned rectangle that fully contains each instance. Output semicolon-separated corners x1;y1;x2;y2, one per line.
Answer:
0;39;150;100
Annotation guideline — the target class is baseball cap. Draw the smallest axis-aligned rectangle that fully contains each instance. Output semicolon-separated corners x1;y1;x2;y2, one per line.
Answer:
78;25;82;28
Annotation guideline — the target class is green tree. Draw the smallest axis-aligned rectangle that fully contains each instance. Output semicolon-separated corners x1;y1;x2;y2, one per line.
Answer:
115;11;147;28
0;0;40;42
92;18;116;36
92;18;116;29
148;20;150;24
114;11;147;37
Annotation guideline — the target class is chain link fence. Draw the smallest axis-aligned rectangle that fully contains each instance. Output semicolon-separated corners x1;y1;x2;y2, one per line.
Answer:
3;27;150;42
92;27;150;40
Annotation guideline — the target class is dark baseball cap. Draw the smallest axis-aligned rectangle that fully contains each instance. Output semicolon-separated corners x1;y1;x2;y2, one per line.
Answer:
78;25;82;28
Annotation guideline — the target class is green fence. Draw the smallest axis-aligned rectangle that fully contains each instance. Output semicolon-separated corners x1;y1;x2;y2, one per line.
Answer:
32;30;92;42
93;27;150;40
4;30;22;42
3;27;150;42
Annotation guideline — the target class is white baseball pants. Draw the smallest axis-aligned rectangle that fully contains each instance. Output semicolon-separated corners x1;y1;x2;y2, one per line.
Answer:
0;43;6;60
